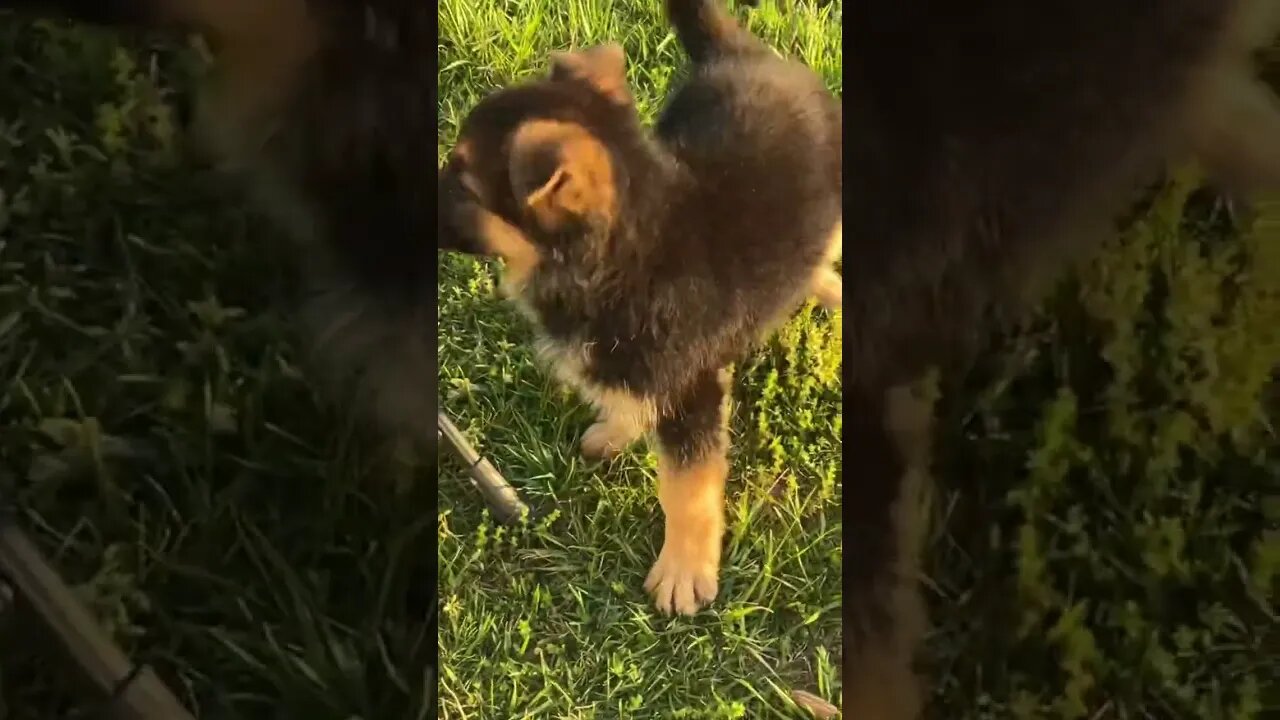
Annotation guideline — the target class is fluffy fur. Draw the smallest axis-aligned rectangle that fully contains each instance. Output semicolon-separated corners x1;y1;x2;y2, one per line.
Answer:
0;0;439;463
437;0;842;617
845;0;1280;716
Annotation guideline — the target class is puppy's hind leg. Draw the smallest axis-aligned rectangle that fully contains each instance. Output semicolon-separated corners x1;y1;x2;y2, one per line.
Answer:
810;220;843;309
811;266;843;309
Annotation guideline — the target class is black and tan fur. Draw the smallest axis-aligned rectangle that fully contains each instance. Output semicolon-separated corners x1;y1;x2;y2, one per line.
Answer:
438;0;842;617
0;0;439;462
844;0;1280;717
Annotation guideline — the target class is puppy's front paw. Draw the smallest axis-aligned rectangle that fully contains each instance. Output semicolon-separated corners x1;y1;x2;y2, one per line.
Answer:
643;533;720;615
580;420;637;459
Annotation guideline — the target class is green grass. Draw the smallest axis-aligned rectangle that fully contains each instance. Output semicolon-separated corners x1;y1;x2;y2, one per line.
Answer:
2;1;1278;719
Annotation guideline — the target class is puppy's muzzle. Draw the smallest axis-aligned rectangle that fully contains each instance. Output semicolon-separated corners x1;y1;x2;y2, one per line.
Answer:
437;167;489;257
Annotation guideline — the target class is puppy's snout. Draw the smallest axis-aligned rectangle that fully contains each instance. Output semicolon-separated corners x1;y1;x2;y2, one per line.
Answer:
437;167;467;252
437;166;489;256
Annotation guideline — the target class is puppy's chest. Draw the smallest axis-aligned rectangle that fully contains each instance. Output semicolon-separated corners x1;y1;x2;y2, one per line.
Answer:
503;268;603;338
505;271;655;385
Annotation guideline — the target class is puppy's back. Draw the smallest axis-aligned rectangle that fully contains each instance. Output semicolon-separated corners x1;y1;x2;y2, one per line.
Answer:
655;0;841;283
660;0;838;182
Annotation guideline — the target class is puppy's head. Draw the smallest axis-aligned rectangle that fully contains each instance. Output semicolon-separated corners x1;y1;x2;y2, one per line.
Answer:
438;43;636;264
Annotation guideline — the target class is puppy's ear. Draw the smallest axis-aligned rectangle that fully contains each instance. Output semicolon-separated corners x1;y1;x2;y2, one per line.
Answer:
509;120;617;232
549;43;631;104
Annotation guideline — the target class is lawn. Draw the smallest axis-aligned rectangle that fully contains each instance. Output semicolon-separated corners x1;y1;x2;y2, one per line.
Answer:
1;2;1278;720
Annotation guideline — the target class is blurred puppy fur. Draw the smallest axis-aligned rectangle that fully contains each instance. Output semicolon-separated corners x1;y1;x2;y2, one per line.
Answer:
0;0;438;462
845;0;1280;717
438;0;841;619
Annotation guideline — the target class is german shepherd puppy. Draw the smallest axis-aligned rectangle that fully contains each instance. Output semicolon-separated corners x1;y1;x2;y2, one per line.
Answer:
0;0;438;463
437;0;841;617
842;1;1280;717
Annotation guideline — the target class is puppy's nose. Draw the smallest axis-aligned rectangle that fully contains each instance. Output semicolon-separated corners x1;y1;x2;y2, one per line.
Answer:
437;168;480;254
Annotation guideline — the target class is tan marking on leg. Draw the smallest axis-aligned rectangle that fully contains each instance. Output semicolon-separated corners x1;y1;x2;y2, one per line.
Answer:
811;267;843;309
536;344;654;458
580;390;655;459
806;220;843;308
823;220;842;264
644;451;727;615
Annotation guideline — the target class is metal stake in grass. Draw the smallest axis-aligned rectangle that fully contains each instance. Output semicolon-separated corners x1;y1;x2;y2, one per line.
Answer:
0;512;197;720
438;412;530;524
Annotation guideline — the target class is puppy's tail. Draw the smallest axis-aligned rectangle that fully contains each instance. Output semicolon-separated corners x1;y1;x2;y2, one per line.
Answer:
665;0;767;64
